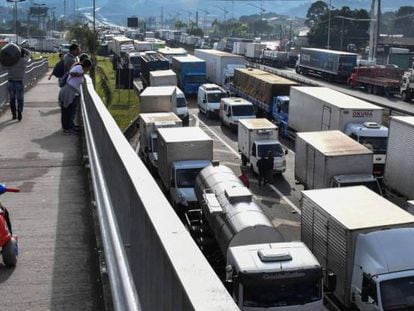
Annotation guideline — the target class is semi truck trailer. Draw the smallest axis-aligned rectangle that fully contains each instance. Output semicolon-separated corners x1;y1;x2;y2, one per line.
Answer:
188;164;323;310
301;186;414;310
157;127;213;212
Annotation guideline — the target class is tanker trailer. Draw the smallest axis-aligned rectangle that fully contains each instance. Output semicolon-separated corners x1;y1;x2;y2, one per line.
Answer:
189;164;323;310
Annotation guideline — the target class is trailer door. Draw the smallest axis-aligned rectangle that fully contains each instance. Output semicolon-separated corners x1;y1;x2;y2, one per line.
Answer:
321;106;331;130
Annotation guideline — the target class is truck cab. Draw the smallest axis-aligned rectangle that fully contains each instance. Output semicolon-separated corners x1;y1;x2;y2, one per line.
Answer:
220;98;255;130
198;84;228;118
351;228;414;311
330;174;383;196
227;242;323;310
271;96;290;137
250;140;287;175
170;160;211;210
345;122;388;176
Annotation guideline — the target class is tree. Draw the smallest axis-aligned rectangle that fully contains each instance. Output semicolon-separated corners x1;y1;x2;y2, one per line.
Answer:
306;1;328;27
175;20;187;30
393;6;414;37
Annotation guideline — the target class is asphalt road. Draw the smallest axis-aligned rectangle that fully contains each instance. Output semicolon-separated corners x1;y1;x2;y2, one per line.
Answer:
187;97;303;242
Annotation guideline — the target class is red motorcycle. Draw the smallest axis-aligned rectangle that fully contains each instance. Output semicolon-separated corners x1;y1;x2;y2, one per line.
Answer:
0;184;19;267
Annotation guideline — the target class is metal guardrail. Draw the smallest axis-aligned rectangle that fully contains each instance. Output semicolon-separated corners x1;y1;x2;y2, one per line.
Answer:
81;75;238;311
0;58;48;112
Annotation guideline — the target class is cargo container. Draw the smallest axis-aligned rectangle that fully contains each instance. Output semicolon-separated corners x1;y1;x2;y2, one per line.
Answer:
384;116;414;199
149;70;177;86
296;48;358;81
158;47;187;63
172;55;206;95
301;186;414;310
347;66;405;96
139;53;170;86
232;68;297;112
138;112;182;171
295;131;374;190
157;127;213;210
245;43;266;59
232;41;248;55
194;49;246;85
224;37;252;52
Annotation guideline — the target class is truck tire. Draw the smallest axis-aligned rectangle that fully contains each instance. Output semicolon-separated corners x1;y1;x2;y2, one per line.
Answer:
2;238;17;267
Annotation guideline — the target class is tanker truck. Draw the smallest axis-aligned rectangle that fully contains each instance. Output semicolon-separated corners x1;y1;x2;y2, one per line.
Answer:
187;164;324;310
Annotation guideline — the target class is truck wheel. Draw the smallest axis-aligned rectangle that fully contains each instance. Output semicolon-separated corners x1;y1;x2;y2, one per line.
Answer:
2;238;17;267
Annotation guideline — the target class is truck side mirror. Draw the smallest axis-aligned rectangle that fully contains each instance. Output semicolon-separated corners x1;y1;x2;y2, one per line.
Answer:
325;270;337;292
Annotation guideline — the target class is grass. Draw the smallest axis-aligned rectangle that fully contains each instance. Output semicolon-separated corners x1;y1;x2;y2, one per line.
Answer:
95;56;140;130
32;52;61;68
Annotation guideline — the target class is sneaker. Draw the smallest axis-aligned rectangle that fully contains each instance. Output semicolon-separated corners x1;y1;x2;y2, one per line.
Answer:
17;111;22;121
63;129;77;135
12;113;16;120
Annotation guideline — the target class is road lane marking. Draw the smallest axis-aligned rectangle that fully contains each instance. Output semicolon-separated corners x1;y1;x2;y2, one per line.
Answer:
193;113;302;214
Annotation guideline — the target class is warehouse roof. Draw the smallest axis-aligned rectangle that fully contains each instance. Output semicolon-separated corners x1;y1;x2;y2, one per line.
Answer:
302;186;414;230
291;87;383;110
297;130;372;156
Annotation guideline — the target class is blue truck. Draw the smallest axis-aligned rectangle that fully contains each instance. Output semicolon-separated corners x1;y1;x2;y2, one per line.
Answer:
296;48;358;82
172;55;206;95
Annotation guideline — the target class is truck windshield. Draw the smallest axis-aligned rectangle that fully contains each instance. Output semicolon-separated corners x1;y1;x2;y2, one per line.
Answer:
176;168;204;188
232;105;254;116
358;136;387;154
176;97;187;108
380;276;414;311
258;144;284;157
207;92;226;103
243;279;322;307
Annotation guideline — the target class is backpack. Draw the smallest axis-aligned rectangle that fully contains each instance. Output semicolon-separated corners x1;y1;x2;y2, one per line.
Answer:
58;72;69;87
53;59;65;78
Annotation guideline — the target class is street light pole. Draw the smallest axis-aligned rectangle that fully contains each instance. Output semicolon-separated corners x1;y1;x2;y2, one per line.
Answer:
327;0;331;49
7;0;25;44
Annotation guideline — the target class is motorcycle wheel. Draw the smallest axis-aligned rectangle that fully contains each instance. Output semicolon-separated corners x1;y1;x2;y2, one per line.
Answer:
3;237;17;267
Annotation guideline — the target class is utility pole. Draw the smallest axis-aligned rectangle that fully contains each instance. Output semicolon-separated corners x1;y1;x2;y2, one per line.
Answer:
368;0;376;61
195;11;199;28
327;0;332;49
375;0;381;60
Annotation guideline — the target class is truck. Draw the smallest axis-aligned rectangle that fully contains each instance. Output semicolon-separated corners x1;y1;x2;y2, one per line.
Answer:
187;164;324;310
126;51;142;78
384;116;414;200
224;37;252;53
172;55;206;95
194;49;245;86
197;84;228;118
219;97;256;130
296;48;358;82
139;53;170;87
295;131;382;194
149;70;177;86
301;186;414;310
245;43;266;60
231;68;297;114
139;86;189;124
238;118;288;175
275;87;388;175
133;40;152;52
138;113;182;172
111;36;134;57
260;50;289;68
157;127;213;211
158;47;187;64
347;66;405;96
400;68;414;102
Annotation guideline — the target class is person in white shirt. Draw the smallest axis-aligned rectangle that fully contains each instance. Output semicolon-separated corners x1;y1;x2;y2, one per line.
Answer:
58;59;92;134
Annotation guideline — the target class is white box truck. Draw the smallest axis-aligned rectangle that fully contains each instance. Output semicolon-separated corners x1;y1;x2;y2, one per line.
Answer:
219;97;256;130
138;112;182;172
194;49;246;85
384;116;414;199
238;118;287;175
301;186;414;310
288;87;388;175
245;43;266;59
295;131;380;192
149;70;177;86
157;127;213;211
139;86;189;124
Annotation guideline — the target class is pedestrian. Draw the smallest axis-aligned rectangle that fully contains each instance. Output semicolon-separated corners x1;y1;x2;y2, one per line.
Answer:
265;151;274;185
6;47;30;121
239;168;250;188
257;155;266;187
63;43;80;73
48;52;64;80
58;58;92;134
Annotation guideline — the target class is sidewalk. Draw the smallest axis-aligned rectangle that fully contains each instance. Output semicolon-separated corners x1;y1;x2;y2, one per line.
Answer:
0;72;103;310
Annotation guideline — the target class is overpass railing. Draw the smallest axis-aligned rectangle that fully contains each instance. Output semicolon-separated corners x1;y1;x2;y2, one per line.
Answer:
0;57;48;112
81;76;238;311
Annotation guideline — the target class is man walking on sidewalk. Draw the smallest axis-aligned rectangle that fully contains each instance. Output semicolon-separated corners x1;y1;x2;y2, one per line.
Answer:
6;48;30;121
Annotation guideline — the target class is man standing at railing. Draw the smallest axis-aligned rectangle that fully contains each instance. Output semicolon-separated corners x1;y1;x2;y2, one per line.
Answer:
5;47;30;121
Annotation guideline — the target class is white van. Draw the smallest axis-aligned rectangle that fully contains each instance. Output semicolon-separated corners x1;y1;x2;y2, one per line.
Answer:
220;97;256;130
197;84;227;118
